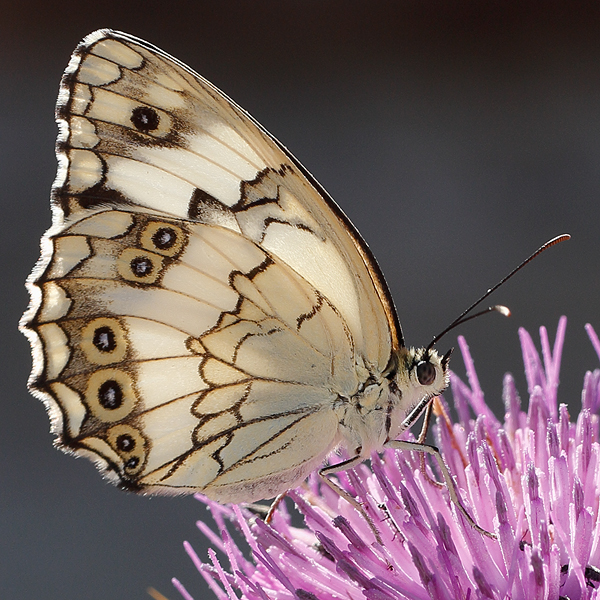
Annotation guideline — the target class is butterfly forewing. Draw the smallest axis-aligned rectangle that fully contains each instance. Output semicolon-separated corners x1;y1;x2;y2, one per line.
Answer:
58;30;400;365
21;30;405;499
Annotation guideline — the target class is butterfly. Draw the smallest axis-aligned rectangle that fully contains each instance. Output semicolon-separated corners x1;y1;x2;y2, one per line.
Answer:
21;29;476;535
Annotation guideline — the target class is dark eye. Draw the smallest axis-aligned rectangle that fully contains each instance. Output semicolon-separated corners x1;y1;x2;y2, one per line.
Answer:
416;360;436;386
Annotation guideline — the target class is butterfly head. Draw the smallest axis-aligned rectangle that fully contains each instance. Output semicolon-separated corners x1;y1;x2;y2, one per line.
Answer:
406;345;450;395
387;345;451;438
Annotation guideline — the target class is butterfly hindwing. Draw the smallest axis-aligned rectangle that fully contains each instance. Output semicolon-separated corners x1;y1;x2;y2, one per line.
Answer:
22;29;405;499
26;203;357;497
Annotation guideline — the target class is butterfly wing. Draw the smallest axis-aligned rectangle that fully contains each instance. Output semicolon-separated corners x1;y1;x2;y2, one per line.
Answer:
21;29;402;500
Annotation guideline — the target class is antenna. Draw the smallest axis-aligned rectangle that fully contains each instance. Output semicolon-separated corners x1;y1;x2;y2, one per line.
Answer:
426;234;570;351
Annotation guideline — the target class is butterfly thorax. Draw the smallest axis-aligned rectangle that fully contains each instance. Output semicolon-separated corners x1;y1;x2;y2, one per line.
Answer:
334;346;447;460
334;372;391;457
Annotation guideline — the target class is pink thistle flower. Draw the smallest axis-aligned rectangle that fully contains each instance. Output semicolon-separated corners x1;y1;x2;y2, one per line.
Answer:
175;317;600;600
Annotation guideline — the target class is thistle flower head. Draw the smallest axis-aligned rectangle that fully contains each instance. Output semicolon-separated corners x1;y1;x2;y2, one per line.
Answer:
175;317;600;600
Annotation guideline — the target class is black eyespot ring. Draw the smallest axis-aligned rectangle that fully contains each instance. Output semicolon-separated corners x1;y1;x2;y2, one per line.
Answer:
151;227;177;250
98;380;123;410
92;326;117;353
416;360;436;386
116;434;135;452
124;457;140;470
130;256;153;277
131;106;159;133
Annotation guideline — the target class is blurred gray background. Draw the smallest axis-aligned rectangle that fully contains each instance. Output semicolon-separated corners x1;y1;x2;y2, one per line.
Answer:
2;2;599;598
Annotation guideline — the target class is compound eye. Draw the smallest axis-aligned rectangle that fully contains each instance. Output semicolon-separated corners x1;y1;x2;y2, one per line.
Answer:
417;360;436;386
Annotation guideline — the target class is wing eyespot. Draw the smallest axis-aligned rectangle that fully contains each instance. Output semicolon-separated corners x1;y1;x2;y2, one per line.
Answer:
125;456;140;470
106;424;147;476
85;369;136;422
116;248;165;284
130;105;160;133
152;227;177;250
130;255;154;277
116;433;135;451
139;221;186;257
93;326;116;352
98;379;123;409
80;317;128;365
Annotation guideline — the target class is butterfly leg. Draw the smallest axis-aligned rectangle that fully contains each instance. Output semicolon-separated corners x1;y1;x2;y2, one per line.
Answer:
416;400;443;489
385;438;496;539
319;456;383;545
